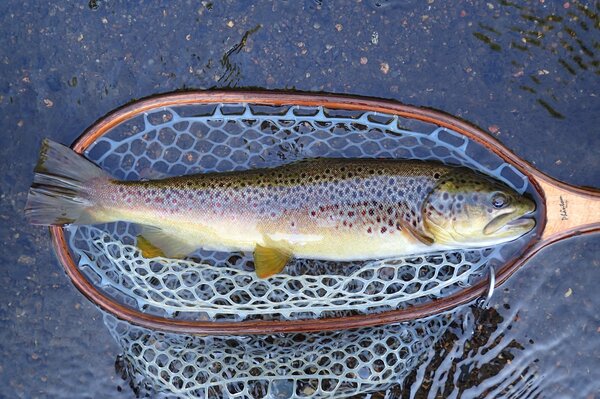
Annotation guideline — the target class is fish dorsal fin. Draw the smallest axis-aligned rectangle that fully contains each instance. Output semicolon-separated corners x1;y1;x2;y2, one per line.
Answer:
138;226;197;258
253;243;292;278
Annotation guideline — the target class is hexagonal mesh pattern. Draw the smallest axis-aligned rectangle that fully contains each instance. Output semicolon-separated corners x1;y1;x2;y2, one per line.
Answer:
65;103;534;321
106;311;452;398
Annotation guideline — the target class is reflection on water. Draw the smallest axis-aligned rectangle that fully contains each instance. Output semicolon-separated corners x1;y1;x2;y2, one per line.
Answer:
218;25;262;87
472;1;599;119
365;0;419;11
404;306;547;398
404;234;600;398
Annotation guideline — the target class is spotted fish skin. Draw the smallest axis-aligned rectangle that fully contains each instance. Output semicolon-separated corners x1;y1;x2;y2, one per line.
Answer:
90;158;454;260
26;140;535;278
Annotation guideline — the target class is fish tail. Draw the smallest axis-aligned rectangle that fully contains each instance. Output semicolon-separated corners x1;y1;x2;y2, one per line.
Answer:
25;139;111;225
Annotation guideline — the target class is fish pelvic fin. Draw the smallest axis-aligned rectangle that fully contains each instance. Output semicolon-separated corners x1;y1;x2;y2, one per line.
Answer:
138;226;197;258
25;139;111;226
253;243;292;279
136;235;166;258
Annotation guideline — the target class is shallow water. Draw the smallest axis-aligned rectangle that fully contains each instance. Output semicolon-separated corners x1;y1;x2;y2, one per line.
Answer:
0;0;598;398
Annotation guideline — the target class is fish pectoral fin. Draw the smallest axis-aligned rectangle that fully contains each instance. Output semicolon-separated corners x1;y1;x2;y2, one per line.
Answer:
403;222;435;246
253;244;292;279
138;226;197;258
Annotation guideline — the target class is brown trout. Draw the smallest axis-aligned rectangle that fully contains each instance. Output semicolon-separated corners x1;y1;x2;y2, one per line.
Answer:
26;139;535;278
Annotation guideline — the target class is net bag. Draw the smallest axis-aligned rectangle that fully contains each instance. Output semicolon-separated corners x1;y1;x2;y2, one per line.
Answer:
106;310;453;398
61;99;537;325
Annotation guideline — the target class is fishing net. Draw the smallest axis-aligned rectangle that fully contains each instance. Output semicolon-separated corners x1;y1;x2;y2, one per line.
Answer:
64;103;535;322
106;310;453;398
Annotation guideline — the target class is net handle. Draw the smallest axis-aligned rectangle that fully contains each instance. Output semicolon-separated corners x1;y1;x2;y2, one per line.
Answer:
49;90;599;335
536;174;600;242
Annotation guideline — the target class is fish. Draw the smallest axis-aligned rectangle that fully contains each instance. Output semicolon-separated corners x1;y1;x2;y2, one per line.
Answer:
25;139;536;278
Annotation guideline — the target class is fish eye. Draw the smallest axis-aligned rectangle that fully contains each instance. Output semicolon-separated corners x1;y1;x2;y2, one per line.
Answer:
491;193;509;208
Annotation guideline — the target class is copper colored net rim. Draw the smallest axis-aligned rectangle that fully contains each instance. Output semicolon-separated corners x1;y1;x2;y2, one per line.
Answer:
49;91;600;335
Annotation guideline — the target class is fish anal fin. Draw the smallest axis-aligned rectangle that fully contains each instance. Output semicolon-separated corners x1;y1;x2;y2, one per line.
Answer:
253;244;292;278
138;226;197;258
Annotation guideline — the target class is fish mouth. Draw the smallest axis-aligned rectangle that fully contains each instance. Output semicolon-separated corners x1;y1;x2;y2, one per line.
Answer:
483;206;536;236
503;216;536;233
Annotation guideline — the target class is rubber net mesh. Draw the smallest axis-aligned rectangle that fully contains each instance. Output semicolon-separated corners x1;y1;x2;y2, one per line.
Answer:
65;103;533;322
106;310;453;398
